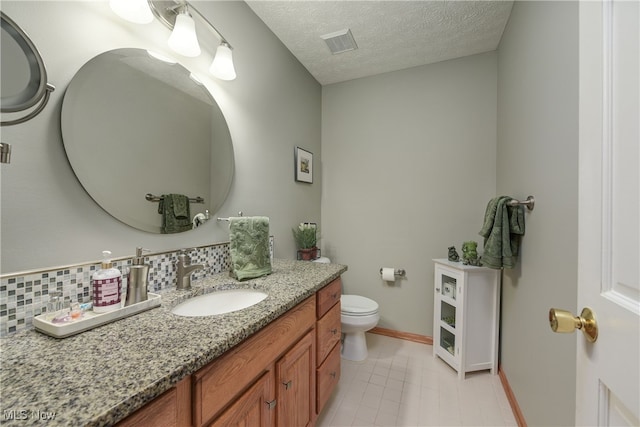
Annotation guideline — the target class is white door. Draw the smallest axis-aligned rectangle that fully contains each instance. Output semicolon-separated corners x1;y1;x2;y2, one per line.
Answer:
576;0;639;425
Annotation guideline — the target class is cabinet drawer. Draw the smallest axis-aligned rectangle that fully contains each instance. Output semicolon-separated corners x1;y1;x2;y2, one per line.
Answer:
316;342;340;415
316;302;341;363
193;296;316;427
317;278;341;318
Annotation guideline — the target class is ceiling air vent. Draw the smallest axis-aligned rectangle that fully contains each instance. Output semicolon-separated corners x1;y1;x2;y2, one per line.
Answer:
321;29;358;55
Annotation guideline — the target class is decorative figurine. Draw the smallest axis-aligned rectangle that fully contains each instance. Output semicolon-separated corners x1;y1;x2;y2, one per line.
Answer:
447;246;460;262
462;241;482;266
467;257;482;266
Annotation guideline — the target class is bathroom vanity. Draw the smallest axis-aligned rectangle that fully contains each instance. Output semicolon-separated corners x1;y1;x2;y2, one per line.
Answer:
0;260;346;426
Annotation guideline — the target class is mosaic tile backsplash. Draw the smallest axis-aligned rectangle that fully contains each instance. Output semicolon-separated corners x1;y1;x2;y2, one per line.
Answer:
0;242;241;337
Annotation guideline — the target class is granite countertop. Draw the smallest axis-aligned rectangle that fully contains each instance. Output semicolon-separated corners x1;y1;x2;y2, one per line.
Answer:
0;259;347;426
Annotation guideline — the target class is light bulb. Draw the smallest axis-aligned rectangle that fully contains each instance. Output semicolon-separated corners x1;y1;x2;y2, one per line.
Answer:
209;43;236;80
109;0;153;24
168;11;201;57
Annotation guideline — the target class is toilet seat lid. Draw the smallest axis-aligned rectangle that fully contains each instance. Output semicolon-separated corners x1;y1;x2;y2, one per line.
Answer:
341;294;379;315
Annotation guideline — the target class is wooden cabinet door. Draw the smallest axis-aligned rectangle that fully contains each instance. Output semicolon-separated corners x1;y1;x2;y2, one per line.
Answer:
276;330;315;427
193;297;315;426
116;377;191;427
209;372;274;427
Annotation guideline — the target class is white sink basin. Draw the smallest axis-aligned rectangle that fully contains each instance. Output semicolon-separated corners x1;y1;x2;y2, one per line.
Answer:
171;289;268;317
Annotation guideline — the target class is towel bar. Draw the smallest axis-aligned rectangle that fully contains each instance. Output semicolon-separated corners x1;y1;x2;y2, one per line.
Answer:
145;193;204;203
507;196;535;211
217;211;244;221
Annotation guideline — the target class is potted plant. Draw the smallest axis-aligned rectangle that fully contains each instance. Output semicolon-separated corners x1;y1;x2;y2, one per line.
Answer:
292;223;318;260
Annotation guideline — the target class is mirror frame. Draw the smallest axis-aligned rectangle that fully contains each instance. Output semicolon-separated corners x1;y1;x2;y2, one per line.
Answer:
0;11;49;113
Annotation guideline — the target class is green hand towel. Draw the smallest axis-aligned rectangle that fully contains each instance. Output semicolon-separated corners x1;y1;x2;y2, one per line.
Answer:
158;194;191;234
229;216;272;281
172;195;189;219
479;196;525;269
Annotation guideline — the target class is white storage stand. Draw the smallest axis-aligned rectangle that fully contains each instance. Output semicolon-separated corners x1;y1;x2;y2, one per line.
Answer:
432;259;501;380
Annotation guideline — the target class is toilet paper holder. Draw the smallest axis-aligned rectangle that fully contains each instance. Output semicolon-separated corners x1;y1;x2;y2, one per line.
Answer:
379;268;406;277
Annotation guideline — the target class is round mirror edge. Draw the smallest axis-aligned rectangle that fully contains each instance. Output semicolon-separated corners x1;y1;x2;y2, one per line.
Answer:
0;11;49;113
60;48;235;234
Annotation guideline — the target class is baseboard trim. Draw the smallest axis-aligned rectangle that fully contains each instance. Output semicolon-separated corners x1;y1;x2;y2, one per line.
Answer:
499;366;527;427
368;327;433;345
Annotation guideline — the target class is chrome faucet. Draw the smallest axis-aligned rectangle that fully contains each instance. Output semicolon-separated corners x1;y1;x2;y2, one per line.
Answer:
176;249;204;290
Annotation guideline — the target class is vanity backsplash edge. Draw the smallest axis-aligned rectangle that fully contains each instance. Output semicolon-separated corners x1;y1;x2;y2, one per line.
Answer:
0;241;253;337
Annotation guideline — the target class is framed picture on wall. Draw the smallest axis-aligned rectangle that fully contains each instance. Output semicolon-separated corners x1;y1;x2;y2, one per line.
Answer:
295;146;313;183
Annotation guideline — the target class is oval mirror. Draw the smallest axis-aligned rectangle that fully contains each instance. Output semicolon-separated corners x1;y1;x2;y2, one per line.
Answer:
0;11;49;113
61;48;234;233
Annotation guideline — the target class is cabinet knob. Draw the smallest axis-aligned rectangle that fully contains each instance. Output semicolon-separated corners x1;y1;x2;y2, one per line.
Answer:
330;372;337;378
330;328;338;335
266;399;277;410
282;380;292;390
435;288;440;292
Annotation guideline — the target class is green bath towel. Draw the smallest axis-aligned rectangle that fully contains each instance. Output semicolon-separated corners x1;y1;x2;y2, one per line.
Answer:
479;196;525;269
158;194;191;234
229;216;272;281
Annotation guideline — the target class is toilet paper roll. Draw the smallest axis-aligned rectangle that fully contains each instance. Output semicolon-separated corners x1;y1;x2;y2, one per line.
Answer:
381;268;396;281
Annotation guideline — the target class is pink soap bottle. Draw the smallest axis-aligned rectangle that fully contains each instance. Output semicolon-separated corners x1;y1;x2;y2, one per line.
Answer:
92;251;122;313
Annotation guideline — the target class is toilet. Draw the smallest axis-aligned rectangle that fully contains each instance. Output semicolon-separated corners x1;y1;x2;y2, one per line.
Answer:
313;257;380;361
340;294;380;361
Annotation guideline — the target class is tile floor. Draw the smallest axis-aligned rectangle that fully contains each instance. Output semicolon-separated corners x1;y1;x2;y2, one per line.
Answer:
316;333;517;427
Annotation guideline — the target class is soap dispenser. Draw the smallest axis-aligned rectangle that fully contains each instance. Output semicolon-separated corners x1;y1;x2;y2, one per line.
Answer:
92;250;122;313
125;247;150;306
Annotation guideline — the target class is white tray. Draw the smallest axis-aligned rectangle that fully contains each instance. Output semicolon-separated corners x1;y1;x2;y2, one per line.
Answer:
33;293;161;338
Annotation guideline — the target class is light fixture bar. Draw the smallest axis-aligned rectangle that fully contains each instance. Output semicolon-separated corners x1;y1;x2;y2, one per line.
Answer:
148;0;233;49
147;0;236;80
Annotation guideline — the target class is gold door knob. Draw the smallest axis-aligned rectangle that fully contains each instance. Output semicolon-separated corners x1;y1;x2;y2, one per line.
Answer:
549;307;598;343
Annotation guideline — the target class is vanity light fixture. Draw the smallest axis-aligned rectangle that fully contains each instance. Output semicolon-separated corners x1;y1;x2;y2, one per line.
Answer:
147;0;237;81
209;41;236;81
167;6;201;57
209;42;236;81
109;0;154;24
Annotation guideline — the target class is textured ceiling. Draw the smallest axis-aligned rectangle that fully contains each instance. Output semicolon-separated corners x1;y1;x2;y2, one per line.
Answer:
246;1;514;85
